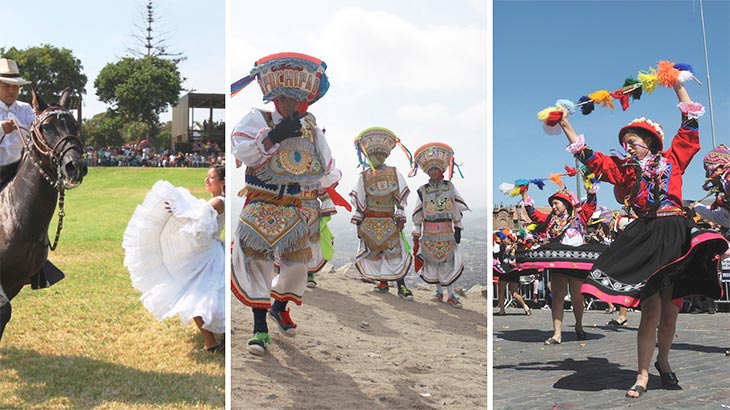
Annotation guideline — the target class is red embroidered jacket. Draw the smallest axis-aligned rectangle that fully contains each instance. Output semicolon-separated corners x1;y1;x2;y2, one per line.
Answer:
574;121;699;217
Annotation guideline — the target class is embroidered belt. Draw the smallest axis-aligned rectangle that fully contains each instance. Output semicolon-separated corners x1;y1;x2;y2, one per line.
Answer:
245;188;302;207
423;221;453;235
363;211;395;218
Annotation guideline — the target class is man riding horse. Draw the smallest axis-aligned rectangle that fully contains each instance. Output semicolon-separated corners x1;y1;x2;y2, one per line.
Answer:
0;58;87;341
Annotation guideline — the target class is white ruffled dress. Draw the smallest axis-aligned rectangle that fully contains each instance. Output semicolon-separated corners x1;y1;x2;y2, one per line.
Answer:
122;180;225;333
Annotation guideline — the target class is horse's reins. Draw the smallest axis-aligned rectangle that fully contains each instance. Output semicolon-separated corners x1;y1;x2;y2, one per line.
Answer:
14;108;83;251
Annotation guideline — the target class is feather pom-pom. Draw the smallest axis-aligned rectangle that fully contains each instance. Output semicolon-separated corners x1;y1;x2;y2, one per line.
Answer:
674;62;702;85
555;99;576;114
623;77;643;100
564;165;578;177
588;90;615;110
546;111;563;126
637;67;658;94
610;90;630;111
543;123;563;135
578;96;594;115
548;173;563;186
673;63;694;73
498;182;515;195
529;179;545;190
509;186;522;197
515;178;529;187
677;70;694;83
537;106;559;123
657;60;679;88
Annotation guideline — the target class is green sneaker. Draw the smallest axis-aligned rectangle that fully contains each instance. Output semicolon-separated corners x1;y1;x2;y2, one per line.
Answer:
247;332;272;356
306;273;317;288
398;285;414;301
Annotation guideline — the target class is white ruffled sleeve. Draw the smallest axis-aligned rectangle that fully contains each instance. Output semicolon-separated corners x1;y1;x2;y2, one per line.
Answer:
349;173;366;224
394;169;410;219
163;184;219;238
411;187;424;236
230;109;279;167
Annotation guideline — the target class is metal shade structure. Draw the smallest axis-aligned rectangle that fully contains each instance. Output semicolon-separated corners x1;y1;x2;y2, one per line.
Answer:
171;92;225;147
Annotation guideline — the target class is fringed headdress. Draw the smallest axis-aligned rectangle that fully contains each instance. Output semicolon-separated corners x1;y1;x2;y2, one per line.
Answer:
231;52;330;113
354;127;412;171
409;142;462;179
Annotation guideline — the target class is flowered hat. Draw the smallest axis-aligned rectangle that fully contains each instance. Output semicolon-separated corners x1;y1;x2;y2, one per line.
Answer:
618;117;664;152
411;142;459;179
703;144;730;178
548;187;575;214
231;52;330;110
354;127;411;169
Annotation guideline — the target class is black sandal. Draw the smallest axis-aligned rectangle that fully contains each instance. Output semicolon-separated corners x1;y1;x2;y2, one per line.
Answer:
607;318;628;327
625;384;646;399
654;362;679;386
544;337;561;345
575;329;587;341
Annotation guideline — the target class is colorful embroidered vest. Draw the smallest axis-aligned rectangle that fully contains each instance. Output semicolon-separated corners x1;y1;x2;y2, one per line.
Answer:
362;166;399;215
254;110;325;188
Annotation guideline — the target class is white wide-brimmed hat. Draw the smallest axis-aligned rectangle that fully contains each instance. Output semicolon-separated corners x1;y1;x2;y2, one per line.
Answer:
0;58;31;86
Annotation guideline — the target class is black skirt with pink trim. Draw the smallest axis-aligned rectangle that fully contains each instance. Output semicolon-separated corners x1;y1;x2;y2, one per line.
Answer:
580;215;728;308
515;242;606;280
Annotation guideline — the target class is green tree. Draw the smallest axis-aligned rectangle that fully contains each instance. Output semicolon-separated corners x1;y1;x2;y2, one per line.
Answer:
94;56;182;127
0;45;87;106
82;112;125;148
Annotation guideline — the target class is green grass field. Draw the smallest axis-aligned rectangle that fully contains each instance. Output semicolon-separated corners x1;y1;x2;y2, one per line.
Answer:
0;167;224;410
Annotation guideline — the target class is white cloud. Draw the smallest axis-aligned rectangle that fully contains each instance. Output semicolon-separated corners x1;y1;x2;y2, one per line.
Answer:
319;8;487;96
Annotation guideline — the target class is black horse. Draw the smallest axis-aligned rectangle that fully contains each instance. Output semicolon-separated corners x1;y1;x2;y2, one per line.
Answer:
0;88;87;341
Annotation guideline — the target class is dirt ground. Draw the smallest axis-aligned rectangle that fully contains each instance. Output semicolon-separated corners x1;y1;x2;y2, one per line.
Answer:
230;264;487;409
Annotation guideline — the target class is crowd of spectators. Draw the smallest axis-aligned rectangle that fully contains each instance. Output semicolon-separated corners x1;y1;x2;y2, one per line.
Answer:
84;141;224;168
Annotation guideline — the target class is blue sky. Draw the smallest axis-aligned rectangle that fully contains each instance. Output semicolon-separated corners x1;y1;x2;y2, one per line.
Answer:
493;0;730;209
4;0;224;122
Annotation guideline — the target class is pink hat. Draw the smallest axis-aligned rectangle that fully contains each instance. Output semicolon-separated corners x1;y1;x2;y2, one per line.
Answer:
703;144;730;178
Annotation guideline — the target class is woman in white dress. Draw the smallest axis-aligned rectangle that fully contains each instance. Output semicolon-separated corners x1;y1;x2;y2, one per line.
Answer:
123;165;226;353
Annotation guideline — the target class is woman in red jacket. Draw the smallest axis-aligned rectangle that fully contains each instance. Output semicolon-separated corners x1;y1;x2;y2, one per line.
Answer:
517;184;598;345
556;81;728;398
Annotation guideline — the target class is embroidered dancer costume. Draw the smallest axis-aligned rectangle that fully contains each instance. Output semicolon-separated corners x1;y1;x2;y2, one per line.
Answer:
555;80;727;398
516;185;601;344
350;127;413;299
229;53;343;356
571;117;728;308
410;142;469;308
693;144;730;229
299;189;337;288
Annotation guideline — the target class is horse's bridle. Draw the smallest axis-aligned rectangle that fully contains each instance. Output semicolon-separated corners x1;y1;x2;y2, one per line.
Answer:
21;107;84;190
15;106;83;250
